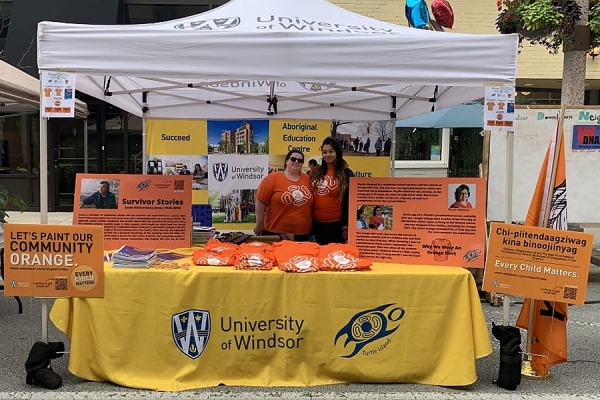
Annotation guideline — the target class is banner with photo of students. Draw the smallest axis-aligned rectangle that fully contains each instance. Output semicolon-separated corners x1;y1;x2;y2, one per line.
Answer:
148;118;393;229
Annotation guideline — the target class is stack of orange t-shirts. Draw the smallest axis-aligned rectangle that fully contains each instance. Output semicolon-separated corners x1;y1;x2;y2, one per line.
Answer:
234;242;276;271
318;243;372;271
192;239;239;266
272;240;320;273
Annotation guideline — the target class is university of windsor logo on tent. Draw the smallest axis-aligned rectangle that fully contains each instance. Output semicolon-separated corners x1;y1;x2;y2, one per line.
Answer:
174;17;241;31
212;163;229;182
172;309;211;359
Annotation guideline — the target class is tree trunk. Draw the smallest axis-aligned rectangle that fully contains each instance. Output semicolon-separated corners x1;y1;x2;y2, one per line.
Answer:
562;0;589;105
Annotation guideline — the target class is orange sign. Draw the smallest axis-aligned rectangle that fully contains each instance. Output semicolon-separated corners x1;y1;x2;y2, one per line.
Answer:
483;222;592;305
3;224;104;297
73;174;192;250
348;177;487;267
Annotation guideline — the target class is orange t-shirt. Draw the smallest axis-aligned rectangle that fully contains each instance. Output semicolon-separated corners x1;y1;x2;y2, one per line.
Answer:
312;166;342;223
255;172;313;235
318;243;372;271
192;239;239;266
272;240;320;273
235;242;276;271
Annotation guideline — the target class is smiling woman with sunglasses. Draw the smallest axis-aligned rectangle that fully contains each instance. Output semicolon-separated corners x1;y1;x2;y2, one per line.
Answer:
254;150;314;241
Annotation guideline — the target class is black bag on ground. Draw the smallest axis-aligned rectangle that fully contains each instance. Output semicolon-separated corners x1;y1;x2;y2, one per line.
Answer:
491;323;522;390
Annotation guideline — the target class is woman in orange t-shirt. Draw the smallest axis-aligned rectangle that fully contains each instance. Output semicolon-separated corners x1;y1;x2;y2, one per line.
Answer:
254;150;314;241
310;137;354;245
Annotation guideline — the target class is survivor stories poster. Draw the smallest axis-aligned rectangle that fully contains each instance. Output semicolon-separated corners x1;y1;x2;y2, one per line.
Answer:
147;119;392;229
348;177;487;268
73;173;192;250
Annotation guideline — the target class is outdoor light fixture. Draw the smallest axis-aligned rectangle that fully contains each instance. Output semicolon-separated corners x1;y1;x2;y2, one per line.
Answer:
589;46;600;61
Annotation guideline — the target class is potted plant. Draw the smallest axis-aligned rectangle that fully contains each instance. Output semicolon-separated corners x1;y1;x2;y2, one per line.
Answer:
495;0;589;54
0;185;27;224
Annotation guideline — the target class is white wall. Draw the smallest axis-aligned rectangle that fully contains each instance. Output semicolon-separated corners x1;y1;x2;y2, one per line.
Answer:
488;107;600;228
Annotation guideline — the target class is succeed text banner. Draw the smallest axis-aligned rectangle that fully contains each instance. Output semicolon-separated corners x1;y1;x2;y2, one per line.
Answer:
3;224;104;297
73;174;192;250
483;222;592;305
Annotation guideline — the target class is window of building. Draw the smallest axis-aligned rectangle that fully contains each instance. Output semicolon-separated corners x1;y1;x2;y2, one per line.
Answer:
123;1;230;24
0;113;38;175
394;127;450;168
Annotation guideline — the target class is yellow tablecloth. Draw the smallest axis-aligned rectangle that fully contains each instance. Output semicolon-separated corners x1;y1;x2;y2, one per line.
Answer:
50;251;491;392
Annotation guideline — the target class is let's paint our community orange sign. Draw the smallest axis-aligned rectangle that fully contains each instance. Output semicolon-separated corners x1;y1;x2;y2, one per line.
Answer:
3;223;104;298
483;222;593;305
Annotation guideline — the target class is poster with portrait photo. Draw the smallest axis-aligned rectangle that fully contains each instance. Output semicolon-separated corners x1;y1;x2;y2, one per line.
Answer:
78;179;120;210
356;205;393;230
448;183;477;210
148;155;208;190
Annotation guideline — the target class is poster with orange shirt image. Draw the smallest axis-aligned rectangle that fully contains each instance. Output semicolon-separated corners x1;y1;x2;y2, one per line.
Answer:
348;177;487;267
73;173;192;250
3;223;104;298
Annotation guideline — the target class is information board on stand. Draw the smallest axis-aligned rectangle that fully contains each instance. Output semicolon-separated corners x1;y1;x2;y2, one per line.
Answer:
483;222;593;305
73;174;192;250
3;224;104;297
348;177;487;267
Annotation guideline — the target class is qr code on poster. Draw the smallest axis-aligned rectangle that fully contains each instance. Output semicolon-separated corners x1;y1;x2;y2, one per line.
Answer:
55;278;68;291
174;180;185;192
563;285;578;300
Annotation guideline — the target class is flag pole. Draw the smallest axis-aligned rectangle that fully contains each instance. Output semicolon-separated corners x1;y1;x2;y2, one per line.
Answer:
523;104;567;378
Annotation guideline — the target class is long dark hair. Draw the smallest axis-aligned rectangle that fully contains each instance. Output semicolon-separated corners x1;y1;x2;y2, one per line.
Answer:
311;137;349;202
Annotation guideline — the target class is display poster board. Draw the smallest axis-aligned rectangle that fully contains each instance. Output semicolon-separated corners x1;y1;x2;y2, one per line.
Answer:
349;177;487;267
40;71;76;118
483;222;593;305
484;85;514;131
147;119;392;230
73;174;192;250
572;124;600;151
3;223;104;297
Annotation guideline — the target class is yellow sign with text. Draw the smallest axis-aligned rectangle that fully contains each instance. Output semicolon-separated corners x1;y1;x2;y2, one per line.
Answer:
346;156;390;178
483;222;593;305
147;119;207;155
269;120;330;156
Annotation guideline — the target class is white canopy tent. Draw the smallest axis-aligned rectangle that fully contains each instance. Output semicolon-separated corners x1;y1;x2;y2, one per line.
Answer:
35;0;518;341
36;0;518;214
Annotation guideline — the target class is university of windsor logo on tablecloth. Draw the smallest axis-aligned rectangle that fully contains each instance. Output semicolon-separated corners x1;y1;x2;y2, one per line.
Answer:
172;309;211;359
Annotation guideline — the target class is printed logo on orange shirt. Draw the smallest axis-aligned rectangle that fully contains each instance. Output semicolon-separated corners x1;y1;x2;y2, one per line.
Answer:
316;176;337;196
281;184;312;206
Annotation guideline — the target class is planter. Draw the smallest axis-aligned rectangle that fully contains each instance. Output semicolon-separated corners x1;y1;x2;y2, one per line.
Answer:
518;27;546;38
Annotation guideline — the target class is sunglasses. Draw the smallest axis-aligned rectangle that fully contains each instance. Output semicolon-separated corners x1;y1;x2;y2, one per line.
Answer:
289;157;304;164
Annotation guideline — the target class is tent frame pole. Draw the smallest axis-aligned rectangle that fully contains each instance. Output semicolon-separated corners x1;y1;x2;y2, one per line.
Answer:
142;91;148;174
39;72;50;343
390;96;397;177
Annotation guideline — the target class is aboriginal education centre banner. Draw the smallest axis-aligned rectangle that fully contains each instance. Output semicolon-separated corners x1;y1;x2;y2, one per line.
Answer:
147;119;393;229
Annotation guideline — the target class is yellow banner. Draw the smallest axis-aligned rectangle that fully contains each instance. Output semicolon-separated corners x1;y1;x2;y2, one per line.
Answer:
147;119;207;155
269;120;330;156
345;156;390;177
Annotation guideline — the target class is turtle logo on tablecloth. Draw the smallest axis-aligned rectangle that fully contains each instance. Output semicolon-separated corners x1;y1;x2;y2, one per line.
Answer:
172;309;211;359
334;303;405;358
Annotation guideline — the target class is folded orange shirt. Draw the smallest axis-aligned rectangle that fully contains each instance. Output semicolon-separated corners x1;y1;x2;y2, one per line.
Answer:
192;239;239;266
318;243;372;271
272;240;320;273
234;241;276;271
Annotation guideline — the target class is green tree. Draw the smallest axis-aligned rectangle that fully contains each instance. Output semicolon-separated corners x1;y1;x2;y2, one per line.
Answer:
264;136;269;153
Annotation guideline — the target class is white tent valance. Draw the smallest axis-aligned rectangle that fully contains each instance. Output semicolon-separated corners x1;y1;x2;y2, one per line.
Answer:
37;0;518;121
